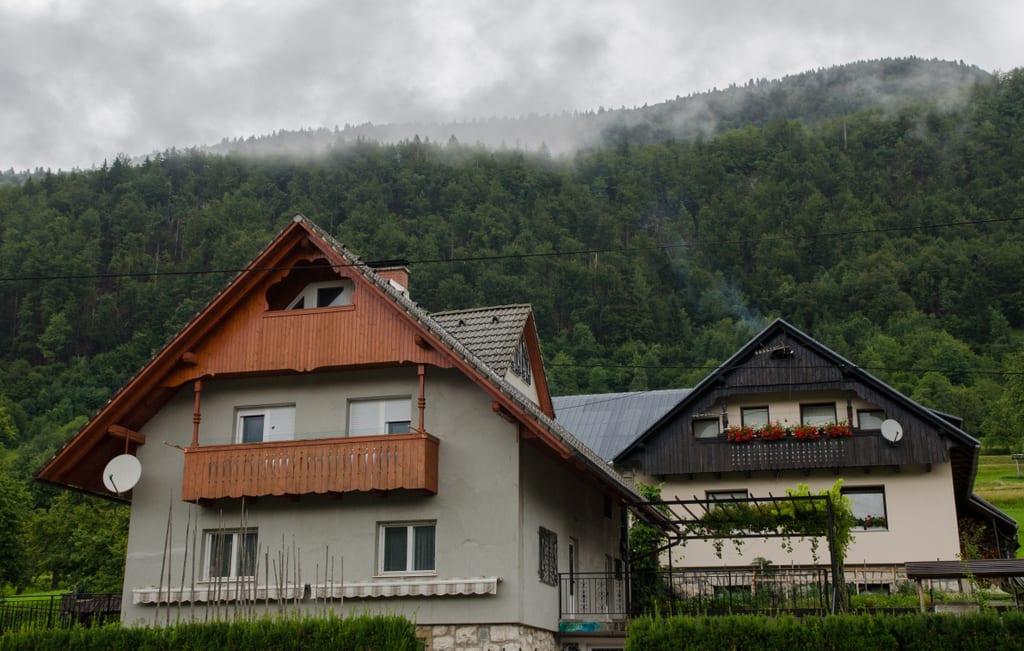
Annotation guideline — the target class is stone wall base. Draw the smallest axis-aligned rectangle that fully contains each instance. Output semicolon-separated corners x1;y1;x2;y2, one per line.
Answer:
416;623;558;651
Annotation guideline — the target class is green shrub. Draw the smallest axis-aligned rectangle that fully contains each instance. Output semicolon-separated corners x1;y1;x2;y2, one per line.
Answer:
0;614;421;651
626;612;1024;651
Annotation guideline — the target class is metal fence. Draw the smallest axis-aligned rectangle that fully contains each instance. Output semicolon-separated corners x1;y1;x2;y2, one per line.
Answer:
559;572;628;620
651;566;832;615
560;566;835;620
0;593;121;632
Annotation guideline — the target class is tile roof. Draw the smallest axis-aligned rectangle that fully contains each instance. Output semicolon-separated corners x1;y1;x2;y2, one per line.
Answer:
431;305;532;376
553;389;691;462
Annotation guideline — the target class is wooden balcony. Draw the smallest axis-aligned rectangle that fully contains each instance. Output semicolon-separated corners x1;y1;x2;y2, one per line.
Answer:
181;432;439;502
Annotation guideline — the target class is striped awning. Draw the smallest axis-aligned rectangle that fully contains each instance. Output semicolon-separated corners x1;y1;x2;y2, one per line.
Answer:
133;576;500;604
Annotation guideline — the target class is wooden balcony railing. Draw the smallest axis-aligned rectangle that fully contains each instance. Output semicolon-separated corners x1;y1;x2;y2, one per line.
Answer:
181;432;439;501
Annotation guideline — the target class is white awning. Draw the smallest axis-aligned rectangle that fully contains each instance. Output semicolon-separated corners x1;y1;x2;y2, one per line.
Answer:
324;576;500;599
133;577;500;604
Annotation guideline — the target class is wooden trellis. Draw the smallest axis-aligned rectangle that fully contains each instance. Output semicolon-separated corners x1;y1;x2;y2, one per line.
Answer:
629;493;841;613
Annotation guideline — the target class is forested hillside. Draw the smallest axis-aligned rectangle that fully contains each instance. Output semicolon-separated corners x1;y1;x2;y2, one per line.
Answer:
1;63;1023;594
203;57;990;159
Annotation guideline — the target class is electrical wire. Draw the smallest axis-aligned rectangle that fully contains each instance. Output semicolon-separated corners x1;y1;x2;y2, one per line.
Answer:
1;215;1022;283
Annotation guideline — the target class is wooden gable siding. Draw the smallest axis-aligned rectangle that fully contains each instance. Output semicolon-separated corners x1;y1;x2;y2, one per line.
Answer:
624;331;957;476
163;275;454;386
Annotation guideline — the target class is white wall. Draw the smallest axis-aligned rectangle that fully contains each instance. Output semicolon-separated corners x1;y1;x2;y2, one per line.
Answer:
648;465;961;568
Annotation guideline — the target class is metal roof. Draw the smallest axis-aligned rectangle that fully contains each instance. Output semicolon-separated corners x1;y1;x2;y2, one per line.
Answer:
553;389;691;462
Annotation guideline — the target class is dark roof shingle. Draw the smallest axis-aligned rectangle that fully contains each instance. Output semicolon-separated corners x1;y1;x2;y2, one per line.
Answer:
431;305;532;376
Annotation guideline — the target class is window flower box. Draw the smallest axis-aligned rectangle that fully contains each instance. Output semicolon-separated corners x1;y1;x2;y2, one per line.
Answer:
858;514;887;529
823;421;853;439
725;425;756;444
758;422;789;442
791;424;821;441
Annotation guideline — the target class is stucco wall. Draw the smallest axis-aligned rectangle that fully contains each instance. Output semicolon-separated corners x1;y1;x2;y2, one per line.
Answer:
518;442;624;632
710;390;887;430
121;367;528;626
648;464;961;568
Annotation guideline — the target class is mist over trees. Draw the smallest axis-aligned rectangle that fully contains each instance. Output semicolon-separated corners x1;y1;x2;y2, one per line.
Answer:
0;60;1023;593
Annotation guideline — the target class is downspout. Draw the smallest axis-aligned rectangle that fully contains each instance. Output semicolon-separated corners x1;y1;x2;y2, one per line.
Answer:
622;503;632;617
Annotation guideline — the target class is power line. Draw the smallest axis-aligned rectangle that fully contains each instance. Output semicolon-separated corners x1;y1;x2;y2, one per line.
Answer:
1;215;1021;283
547;362;1024;377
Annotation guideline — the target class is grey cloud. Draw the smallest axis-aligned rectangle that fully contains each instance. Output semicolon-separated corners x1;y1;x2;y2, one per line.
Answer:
1;0;1022;171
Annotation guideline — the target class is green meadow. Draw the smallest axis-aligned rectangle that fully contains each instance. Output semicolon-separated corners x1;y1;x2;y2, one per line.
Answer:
975;455;1024;557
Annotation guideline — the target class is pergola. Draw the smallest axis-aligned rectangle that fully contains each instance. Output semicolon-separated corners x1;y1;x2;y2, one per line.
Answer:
631;493;842;613
905;559;1024;612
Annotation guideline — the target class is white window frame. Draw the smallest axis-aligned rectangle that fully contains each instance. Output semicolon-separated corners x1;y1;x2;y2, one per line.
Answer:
348;397;412;436
857;409;886;430
801;402;837;426
741;406;769;428
236;405;295;443
843;486;889;531
693;417;721;439
706;489;749;510
378;522;436;574
285;279;354;310
205;529;257;579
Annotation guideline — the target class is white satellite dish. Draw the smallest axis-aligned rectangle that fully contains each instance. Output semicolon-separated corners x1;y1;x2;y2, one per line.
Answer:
102;454;142;494
880;419;904;445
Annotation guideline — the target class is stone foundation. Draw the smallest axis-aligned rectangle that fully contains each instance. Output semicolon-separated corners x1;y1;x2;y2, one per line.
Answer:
416;623;558;651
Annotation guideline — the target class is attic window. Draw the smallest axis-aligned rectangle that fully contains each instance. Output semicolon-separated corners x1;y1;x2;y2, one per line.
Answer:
264;259;355;311
286;280;353;309
510;336;531;384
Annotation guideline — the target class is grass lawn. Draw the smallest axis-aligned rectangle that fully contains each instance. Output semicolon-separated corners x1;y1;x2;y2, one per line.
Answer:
0;590;63;602
975;455;1024;557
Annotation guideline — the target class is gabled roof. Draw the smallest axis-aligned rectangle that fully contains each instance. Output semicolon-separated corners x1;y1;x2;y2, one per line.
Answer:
431;304;554;416
610;318;1017;554
36;216;637;507
615;318;981;463
553;389;690;462
432;305;531;376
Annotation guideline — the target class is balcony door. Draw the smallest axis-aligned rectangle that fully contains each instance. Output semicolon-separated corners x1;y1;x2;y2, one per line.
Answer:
566;537;578;617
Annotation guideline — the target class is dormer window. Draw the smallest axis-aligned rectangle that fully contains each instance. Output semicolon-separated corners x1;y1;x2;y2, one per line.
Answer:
285;279;354;310
510;336;532;384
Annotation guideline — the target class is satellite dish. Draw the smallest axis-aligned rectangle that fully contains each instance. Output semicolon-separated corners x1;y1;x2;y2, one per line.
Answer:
880;419;904;445
102;454;142;494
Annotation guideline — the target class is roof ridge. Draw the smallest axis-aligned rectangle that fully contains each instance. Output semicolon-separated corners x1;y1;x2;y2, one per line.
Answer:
431;304;532;316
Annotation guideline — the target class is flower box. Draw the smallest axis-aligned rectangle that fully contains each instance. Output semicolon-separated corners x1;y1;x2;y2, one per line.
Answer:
758;422;789;442
725;425;756;444
823;421;853;439
791;424;821;441
858;514;887;529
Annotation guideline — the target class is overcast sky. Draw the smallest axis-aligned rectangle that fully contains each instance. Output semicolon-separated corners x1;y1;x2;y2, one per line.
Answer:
2;0;1022;172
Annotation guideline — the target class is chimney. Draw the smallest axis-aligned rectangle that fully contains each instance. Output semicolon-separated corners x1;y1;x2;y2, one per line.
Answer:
368;259;410;294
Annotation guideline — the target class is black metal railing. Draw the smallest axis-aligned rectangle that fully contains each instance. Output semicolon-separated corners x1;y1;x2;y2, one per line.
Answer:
558;572;628;620
0;592;121;632
650;566;832;615
559;567;834;620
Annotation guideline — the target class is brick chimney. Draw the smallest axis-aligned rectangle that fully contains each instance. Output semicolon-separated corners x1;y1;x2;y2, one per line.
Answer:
368;259;410;293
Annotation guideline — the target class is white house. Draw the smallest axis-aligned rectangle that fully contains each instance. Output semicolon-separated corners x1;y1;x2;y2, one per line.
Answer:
37;216;645;651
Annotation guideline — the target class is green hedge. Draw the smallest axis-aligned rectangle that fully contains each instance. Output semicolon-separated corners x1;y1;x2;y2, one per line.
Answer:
626;612;1024;650
0;614;421;651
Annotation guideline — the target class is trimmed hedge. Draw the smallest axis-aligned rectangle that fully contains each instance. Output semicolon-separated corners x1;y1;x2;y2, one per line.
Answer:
626;612;1024;650
0;614;421;651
